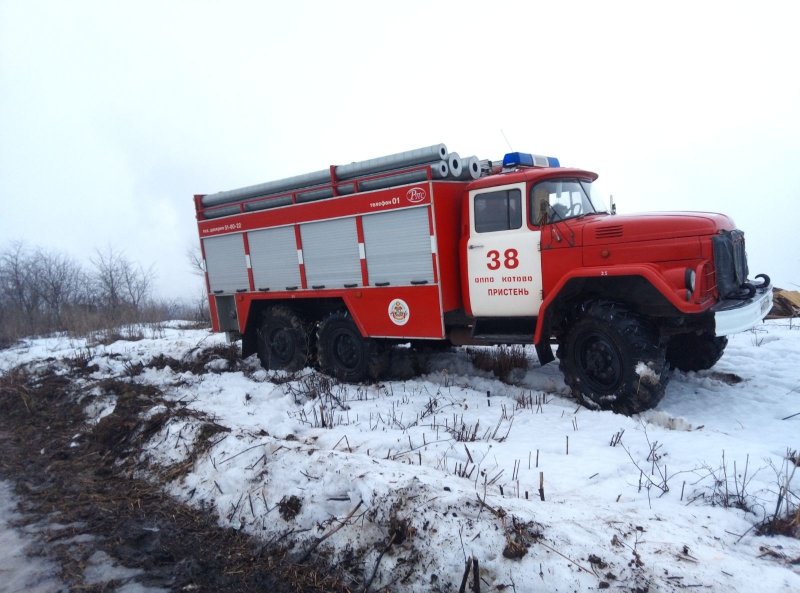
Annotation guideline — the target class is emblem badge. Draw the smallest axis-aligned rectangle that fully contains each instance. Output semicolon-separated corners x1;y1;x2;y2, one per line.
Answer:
388;298;410;326
406;187;426;203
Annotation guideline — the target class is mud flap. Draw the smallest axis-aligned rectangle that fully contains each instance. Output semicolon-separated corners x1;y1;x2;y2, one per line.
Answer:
242;326;257;358
535;340;555;365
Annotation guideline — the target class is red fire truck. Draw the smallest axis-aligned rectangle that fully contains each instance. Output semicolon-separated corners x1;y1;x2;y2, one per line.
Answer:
194;143;772;414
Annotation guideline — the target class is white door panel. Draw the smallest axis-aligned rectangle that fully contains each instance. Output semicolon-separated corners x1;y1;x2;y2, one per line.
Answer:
466;184;543;317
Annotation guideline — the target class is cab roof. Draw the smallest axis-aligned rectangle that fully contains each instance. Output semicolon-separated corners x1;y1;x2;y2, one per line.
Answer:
466;167;598;191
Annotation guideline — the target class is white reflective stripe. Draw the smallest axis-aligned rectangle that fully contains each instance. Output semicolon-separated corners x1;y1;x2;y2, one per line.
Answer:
245;254;252;269
430;235;437;254
358;242;366;259
297;249;304;265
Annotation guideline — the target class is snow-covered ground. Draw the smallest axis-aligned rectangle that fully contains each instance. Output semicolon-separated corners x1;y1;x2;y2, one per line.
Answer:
0;481;65;593
1;320;798;592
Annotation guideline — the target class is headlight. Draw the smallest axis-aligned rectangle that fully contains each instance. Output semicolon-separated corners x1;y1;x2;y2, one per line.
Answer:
685;268;697;293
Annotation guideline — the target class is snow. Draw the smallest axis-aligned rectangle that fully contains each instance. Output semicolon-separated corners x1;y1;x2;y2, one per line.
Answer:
0;481;168;593
0;481;65;593
635;360;662;385
82;551;145;585
1;321;799;591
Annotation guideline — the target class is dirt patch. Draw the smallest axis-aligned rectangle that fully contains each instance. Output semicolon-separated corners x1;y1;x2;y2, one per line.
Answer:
147;343;242;375
502;516;543;560
708;371;744;385
0;363;349;593
278;495;303;521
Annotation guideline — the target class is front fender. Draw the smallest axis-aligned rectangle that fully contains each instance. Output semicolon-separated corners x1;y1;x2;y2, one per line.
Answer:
533;265;705;343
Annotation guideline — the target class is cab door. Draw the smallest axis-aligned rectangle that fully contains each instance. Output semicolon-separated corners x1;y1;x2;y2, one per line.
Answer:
466;183;543;316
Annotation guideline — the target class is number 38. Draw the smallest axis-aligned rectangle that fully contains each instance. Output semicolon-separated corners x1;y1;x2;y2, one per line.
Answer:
486;248;519;270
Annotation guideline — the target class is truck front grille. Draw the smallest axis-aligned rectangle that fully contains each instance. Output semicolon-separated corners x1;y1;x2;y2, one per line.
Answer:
712;230;749;299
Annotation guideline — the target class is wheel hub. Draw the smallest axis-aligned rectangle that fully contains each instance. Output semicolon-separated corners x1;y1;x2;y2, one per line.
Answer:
270;328;294;364
578;335;621;392
333;332;361;370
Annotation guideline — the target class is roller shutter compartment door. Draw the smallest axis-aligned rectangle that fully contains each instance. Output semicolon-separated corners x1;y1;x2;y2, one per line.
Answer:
248;226;302;291
300;218;361;288
203;234;249;293
362;207;433;286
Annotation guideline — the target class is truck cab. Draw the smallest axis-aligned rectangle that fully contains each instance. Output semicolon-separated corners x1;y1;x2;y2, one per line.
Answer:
457;152;772;413
462;160;603;320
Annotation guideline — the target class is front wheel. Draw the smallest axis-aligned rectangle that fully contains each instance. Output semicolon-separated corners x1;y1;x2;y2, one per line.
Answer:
666;332;728;371
317;310;388;382
558;302;669;414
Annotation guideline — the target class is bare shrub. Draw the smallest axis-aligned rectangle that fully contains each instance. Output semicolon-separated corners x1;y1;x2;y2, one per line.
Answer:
143;344;241;375
758;453;800;538
761;506;800;539
91;246;154;321
186;245;206;277
0;242;42;331
687;452;760;513
283;373;355;429
451;419;480;442
0;243;80;341
0;241;208;343
468;345;528;383
37;249;89;327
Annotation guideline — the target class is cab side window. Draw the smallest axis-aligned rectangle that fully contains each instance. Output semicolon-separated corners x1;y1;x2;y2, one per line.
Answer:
474;189;522;233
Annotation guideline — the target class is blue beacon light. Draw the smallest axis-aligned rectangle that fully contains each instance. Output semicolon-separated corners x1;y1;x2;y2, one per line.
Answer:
502;152;560;168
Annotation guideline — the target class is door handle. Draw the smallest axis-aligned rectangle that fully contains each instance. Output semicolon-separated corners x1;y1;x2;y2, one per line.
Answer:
468;244;484;250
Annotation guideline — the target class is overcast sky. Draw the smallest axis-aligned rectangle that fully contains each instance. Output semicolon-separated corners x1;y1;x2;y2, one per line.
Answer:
1;0;798;300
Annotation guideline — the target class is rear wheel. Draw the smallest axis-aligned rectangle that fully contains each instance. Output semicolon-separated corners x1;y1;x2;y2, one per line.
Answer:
666;332;727;371
317;310;388;382
558;302;669;414
256;306;311;372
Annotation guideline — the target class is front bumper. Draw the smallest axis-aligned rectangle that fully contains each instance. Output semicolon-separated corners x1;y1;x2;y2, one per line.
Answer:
711;280;773;336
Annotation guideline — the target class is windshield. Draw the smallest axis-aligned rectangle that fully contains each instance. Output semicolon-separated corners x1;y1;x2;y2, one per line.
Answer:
580;180;610;214
530;178;608;225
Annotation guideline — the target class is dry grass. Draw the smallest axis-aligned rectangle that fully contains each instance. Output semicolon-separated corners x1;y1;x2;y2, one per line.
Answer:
145;343;242;375
759;507;800;539
467;345;529;383
0;361;350;592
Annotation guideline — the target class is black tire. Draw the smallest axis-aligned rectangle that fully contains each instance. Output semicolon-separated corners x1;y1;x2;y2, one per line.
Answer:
317;310;388;382
558;302;669;414
666;332;728;371
256;306;311;372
